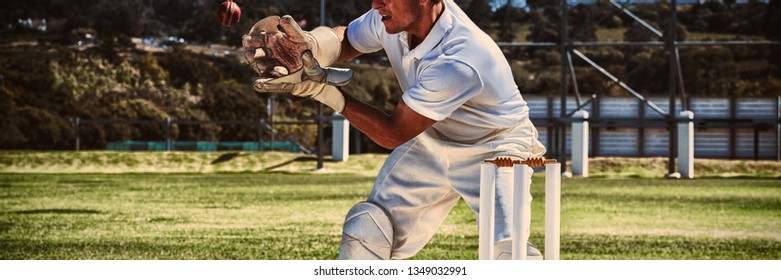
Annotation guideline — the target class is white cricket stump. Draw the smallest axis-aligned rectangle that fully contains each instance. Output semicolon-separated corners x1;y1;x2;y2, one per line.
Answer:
544;162;561;260
677;111;694;179
331;113;349;162
571;110;589;177
479;157;561;260
478;162;496;260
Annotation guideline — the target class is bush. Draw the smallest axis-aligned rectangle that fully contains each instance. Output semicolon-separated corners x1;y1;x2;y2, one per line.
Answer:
624;21;662;42
199;79;265;141
680;46;737;96
342;64;400;114
157;48;224;88
0;88;26;148
12;106;74;149
534;49;561;67
625;50;667;95
106;98;172;141
51;52;140;101
167;107;218;142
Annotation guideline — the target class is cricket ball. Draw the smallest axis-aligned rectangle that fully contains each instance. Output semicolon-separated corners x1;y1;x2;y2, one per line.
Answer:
217;1;241;26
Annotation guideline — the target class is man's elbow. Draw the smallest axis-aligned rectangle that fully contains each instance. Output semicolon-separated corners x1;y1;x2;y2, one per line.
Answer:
377;139;404;150
376;134;414;150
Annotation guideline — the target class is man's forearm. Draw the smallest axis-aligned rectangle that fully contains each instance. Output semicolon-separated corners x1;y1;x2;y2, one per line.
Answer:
333;26;363;63
340;93;403;149
340;90;435;150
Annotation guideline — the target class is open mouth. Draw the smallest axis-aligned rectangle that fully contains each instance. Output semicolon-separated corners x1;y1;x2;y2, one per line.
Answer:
381;15;391;22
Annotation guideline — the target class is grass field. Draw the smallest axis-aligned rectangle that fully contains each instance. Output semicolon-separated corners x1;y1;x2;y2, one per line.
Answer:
1;151;780;260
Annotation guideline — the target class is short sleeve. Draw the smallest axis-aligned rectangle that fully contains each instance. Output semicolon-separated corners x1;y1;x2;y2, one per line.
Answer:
346;10;385;54
402;59;483;121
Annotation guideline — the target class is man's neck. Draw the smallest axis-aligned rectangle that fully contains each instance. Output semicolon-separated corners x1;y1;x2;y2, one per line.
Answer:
408;2;445;49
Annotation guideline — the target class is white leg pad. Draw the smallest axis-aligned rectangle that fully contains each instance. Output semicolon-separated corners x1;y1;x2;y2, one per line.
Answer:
337;202;394;260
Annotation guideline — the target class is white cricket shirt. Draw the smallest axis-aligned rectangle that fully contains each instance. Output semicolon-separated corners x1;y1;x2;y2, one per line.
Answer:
347;0;530;142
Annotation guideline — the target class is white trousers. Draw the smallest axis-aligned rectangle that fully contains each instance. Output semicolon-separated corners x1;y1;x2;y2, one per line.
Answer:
366;119;546;259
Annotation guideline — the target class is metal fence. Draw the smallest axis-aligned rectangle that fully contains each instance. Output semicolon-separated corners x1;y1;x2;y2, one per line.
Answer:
492;0;780;174
71;117;320;154
73;95;780;162
527;95;780;161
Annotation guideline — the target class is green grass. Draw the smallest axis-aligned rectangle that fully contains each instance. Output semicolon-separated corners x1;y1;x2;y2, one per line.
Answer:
0;173;371;260
1;169;779;260
0;151;389;177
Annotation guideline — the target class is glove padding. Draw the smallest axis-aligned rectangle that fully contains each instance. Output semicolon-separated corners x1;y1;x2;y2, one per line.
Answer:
242;15;341;80
271;50;352;113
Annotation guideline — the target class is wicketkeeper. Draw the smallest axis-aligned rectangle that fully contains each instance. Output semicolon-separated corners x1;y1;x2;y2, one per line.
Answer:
242;0;546;260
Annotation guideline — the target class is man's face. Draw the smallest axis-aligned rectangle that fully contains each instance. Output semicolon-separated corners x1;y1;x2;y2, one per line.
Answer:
371;0;421;34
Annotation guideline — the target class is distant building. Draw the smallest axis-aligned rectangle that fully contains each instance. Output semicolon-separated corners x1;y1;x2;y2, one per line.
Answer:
15;17;47;32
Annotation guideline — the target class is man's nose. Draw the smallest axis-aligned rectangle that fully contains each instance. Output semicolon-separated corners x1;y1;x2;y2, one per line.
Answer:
371;0;385;10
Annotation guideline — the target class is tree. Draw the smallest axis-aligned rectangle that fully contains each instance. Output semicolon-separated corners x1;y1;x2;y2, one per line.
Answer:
527;0;559;14
494;2;516;42
12;106;74;149
764;0;781;73
624;21;662;42
0;88;27;148
199;80;265;141
106;98;172;141
179;4;222;43
625;50;667;95
679;46;736;96
97;1;143;36
328;0;363;25
465;0;493;30
526;11;558;42
157;48;224;88
168;107;218;142
628;3;664;26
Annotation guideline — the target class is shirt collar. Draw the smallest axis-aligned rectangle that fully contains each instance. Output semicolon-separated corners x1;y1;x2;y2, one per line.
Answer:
400;2;453;60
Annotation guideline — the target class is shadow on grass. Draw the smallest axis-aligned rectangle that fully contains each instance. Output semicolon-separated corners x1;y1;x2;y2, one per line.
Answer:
261;156;317;172
211;153;241;165
10;209;103;215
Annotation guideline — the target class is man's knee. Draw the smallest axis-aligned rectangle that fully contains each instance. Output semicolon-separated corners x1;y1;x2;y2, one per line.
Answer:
337;201;394;260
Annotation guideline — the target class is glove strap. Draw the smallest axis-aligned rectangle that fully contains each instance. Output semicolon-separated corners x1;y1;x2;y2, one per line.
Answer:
293;82;346;113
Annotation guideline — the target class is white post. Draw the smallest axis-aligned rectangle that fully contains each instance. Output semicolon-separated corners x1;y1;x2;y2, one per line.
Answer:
678;111;694;179
478;163;496;260
512;164;531;260
571;110;589;177
331;113;349;162
545;163;561;260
